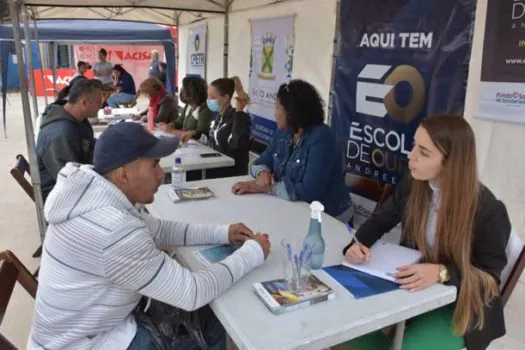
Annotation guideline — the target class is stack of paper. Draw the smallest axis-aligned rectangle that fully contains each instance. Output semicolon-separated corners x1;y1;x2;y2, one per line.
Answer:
343;240;422;282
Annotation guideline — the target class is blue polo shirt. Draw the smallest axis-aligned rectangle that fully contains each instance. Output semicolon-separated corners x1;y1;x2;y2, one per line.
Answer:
117;72;136;95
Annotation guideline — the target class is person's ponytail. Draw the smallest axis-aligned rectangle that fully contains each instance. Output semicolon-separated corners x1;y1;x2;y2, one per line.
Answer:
231;76;250;105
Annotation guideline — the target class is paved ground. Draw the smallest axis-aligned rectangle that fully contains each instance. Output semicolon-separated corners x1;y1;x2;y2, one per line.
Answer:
0;94;523;349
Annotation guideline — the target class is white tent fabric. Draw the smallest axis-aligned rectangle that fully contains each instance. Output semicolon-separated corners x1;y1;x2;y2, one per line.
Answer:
22;0;285;25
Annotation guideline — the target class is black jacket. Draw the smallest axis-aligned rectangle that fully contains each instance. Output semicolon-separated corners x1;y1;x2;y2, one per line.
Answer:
207;107;250;178
343;176;511;350
36;102;95;203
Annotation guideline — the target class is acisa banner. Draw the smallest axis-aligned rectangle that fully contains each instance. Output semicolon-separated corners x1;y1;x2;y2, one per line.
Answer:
186;24;207;78
248;15;295;145
74;44;164;89
331;0;474;202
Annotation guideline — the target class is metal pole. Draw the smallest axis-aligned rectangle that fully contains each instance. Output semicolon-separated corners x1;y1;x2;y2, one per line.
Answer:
392;321;406;350
8;0;47;243
22;7;39;119
326;0;341;126
223;0;230;77
50;41;57;98
175;13;180;89
33;18;48;106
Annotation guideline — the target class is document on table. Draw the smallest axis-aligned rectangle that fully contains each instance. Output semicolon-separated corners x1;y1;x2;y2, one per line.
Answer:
343;240;422;282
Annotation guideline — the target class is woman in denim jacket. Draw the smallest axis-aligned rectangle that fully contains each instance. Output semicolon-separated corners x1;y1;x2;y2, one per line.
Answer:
232;79;352;222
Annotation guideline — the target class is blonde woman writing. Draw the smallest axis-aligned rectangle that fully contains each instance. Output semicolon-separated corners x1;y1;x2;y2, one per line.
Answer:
344;115;511;350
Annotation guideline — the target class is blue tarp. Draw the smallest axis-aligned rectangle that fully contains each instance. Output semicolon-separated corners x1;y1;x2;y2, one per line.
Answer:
0;19;177;136
0;19;176;91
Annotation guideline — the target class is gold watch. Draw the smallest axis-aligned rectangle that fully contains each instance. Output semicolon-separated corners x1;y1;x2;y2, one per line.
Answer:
438;265;450;283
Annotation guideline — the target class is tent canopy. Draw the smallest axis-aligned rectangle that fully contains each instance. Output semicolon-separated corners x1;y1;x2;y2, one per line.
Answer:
0;19;177;93
0;19;174;42
18;0;278;26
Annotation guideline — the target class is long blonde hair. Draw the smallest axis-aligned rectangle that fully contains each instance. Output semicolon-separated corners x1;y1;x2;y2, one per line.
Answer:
404;115;498;334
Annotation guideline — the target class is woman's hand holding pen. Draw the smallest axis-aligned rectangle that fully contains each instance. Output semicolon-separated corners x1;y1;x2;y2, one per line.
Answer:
344;236;371;264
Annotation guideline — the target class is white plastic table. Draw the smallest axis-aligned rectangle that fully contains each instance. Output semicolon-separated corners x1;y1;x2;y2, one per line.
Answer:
159;140;235;178
146;176;457;350
92;129;234;178
92;119;143;138
97;107;139;121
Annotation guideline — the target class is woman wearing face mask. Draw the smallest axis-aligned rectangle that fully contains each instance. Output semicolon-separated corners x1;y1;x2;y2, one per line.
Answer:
343;115;511;350
159;76;212;143
206;76;251;178
231;79;352;222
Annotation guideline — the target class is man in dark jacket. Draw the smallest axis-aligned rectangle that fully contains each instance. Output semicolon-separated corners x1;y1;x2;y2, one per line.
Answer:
37;79;103;202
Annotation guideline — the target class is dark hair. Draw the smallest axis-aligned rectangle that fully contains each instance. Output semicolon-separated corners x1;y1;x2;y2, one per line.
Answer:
210;78;235;99
112;64;128;75
56;75;86;101
277;79;325;133
182;76;208;106
99;48;107;57
68;79;103;104
77;61;87;70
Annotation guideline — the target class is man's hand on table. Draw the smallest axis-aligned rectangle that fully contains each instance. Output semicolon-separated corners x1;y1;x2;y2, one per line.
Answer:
228;223;254;244
228;223;271;259
253;233;271;259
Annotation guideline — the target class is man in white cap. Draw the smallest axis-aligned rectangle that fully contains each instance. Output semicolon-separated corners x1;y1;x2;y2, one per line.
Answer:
28;122;271;350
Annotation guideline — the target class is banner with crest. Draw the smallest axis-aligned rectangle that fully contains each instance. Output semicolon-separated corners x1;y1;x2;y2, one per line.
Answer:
248;15;295;145
186;24;207;78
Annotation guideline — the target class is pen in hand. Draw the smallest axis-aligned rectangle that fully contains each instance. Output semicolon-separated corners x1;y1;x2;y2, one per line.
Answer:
347;225;371;262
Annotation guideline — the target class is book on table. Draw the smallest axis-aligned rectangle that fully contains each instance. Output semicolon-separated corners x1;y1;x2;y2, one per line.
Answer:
168;187;215;202
253;275;335;314
194;244;240;265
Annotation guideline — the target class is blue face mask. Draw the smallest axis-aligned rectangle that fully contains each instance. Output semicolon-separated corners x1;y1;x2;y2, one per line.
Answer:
207;99;220;112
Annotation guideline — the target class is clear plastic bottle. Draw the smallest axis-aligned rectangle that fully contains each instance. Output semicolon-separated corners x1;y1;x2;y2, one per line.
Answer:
171;157;186;188
302;201;325;269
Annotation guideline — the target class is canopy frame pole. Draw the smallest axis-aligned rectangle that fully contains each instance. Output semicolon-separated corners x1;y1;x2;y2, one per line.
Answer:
175;11;180;90
32;17;48;106
22;6;39;119
8;0;47;243
223;0;231;77
50;41;57;98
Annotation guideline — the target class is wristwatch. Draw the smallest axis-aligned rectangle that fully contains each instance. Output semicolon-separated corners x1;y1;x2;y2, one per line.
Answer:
438;265;450;283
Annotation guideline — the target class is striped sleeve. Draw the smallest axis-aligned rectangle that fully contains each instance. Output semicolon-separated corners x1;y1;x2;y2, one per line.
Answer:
102;222;264;311
141;213;230;248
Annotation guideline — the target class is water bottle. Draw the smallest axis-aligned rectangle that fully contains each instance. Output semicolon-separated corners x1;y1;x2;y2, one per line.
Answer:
171;157;186;188
303;201;325;269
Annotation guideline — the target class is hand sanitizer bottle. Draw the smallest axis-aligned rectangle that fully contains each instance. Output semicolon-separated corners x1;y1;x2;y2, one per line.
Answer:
303;201;325;269
171;157;186;188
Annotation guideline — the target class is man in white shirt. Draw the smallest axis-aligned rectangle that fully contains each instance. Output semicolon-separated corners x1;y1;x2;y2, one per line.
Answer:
93;48;113;85
28;122;271;349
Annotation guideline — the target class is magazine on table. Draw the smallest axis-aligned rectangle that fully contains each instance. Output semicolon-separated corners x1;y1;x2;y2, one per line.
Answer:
253;275;335;314
168;187;215;202
194;244;241;265
323;264;400;299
